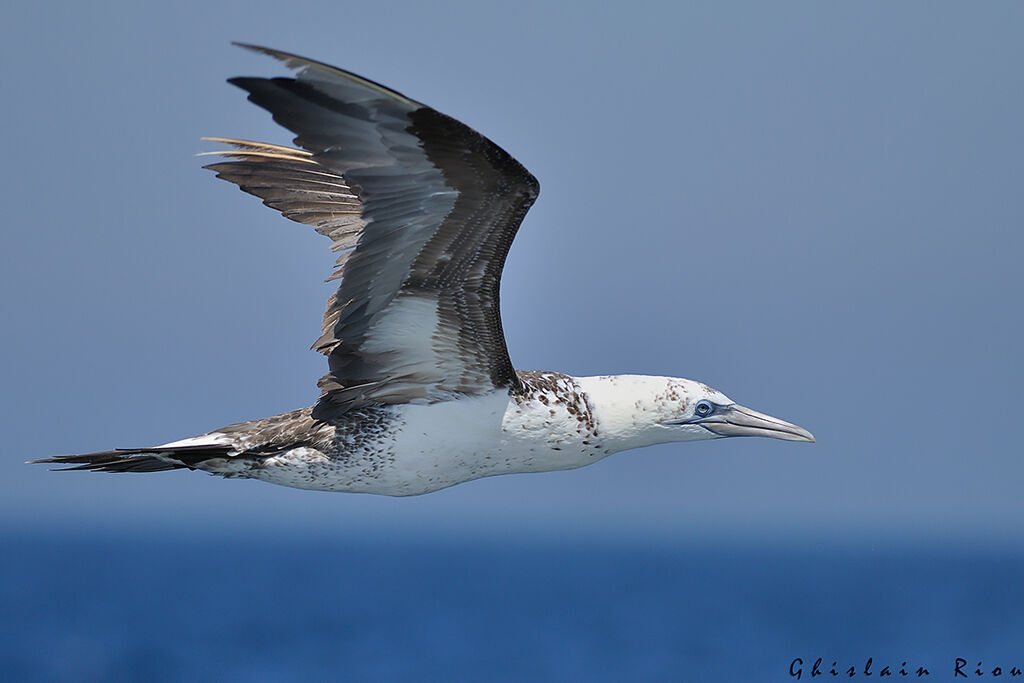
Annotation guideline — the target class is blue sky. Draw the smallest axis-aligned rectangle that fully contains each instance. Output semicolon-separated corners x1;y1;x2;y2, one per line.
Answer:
2;1;1022;543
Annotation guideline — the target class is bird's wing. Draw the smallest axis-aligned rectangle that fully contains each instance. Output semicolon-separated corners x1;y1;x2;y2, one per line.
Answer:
203;44;539;412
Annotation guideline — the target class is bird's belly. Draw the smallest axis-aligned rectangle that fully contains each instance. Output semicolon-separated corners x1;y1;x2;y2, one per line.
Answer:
250;392;604;496
386;401;601;495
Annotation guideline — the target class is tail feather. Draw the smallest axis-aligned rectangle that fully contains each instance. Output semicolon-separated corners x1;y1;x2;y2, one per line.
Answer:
31;444;235;473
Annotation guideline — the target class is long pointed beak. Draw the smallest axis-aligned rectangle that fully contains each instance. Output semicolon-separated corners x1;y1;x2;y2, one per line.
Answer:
701;404;816;443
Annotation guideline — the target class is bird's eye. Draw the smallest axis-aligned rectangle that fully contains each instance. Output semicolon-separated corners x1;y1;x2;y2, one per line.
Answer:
695;400;713;417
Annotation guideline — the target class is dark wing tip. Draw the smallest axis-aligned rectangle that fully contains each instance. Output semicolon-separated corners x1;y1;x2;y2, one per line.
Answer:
231;42;307;65
231;41;268;52
228;42;421;108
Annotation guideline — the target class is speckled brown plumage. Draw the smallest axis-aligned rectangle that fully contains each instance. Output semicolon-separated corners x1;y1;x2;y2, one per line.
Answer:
514;371;601;447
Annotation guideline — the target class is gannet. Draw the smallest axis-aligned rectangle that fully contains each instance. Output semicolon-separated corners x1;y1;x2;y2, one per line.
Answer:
34;44;814;496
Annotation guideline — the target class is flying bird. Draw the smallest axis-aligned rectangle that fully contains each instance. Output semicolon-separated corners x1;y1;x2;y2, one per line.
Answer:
34;45;814;495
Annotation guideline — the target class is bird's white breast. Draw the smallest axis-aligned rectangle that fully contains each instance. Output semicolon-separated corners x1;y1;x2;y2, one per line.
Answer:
377;390;607;495
246;389;606;496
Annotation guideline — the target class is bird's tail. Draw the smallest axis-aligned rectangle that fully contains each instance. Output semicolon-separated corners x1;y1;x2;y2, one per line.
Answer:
30;444;235;473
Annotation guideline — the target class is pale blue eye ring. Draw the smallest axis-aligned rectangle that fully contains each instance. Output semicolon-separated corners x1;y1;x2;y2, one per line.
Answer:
695;400;713;417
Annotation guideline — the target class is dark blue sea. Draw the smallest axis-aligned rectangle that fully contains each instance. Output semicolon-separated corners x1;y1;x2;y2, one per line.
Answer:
2;531;1021;682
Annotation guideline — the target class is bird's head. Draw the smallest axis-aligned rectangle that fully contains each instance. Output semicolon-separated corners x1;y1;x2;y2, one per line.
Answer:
577;375;815;452
659;384;816;443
